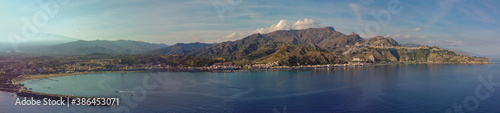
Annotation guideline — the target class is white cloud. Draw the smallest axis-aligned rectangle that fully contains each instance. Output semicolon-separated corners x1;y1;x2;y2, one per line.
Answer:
191;34;205;43
386;34;401;38
427;40;437;44
445;40;464;45
255;18;325;33
254;20;291;33
403;34;411;38
223;32;242;39
292;18;324;29
385;34;410;38
359;35;376;38
211;32;244;43
403;27;422;32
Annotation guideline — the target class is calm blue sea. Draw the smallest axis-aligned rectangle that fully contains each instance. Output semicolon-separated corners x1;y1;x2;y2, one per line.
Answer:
1;62;500;113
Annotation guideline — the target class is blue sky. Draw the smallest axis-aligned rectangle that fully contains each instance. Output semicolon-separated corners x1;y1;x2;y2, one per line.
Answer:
1;0;499;55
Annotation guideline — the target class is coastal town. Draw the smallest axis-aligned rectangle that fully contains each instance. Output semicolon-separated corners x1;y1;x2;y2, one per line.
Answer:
0;55;365;76
0;54;373;104
0;55;371;91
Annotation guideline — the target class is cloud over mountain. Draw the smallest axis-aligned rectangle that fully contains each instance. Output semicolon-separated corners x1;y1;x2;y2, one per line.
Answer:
255;18;324;33
211;32;245;43
223;32;244;41
191;34;205;43
293;18;324;30
255;20;291;33
386;34;410;38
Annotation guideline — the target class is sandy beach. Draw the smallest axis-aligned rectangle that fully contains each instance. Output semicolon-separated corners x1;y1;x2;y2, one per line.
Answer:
14;71;147;85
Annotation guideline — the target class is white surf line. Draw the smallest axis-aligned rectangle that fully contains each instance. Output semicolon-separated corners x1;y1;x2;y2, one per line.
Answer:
97;75;120;92
146;86;352;101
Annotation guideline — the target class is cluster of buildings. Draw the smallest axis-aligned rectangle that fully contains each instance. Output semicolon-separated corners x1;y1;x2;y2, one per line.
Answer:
0;56;244;77
244;61;279;69
0;56;372;80
244;60;370;70
186;62;241;71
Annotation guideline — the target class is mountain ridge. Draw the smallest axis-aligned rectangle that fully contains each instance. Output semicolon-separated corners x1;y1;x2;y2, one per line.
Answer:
1;27;490;65
144;42;213;55
27;40;169;55
149;26;490;65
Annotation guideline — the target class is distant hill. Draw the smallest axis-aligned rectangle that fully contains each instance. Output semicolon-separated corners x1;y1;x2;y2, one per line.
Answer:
486;53;500;59
145;42;213;55
367;36;400;47
29;40;168;55
451;49;477;57
0;34;80;53
0;43;13;53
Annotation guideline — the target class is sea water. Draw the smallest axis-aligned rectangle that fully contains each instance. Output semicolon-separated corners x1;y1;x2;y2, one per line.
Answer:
1;63;499;112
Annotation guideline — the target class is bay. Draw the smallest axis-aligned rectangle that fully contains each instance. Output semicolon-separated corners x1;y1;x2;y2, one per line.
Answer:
1;63;500;112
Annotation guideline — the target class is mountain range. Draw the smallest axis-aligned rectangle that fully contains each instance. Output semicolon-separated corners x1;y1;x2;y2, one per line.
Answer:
145;42;213;55
1;26;490;65
24;40;168;55
148;26;490;65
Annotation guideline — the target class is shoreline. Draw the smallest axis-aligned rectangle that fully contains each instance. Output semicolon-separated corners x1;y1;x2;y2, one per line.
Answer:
1;62;494;99
11;61;495;85
13;71;148;85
